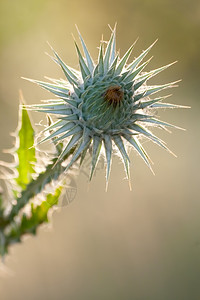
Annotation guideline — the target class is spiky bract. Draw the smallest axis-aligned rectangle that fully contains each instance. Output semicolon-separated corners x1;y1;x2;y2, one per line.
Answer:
25;26;183;186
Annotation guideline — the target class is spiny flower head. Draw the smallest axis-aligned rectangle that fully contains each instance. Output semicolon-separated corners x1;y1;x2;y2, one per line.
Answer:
25;26;184;188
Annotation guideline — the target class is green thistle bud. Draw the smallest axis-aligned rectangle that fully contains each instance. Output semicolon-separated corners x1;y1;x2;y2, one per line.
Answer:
24;26;185;188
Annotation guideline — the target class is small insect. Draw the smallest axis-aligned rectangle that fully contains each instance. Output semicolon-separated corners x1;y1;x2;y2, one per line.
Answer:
104;85;124;107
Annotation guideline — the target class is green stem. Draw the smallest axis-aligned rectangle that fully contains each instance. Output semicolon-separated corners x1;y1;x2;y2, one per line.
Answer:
7;159;64;222
2;147;76;226
0;145;77;257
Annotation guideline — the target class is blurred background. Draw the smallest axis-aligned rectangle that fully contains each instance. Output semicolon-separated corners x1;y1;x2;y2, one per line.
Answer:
0;0;200;299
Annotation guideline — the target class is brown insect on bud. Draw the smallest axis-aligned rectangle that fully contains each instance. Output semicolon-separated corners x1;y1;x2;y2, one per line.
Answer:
104;85;124;107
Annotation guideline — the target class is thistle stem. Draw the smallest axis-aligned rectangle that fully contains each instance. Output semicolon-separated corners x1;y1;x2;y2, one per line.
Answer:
7;159;64;222
1;146;76;227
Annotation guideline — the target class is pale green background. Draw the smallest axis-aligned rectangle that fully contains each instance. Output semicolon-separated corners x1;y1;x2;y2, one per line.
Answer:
0;0;200;299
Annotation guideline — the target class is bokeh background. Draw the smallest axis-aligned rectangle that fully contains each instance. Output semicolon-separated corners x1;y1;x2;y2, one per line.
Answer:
0;0;200;299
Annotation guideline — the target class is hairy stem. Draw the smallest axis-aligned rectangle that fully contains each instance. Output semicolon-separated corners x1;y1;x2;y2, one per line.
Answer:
1;147;76;228
8;159;64;221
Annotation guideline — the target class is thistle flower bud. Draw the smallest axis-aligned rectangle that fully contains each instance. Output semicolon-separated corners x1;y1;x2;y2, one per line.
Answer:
25;26;184;187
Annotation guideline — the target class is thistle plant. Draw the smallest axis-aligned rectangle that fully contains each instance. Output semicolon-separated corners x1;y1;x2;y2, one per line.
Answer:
0;26;186;258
